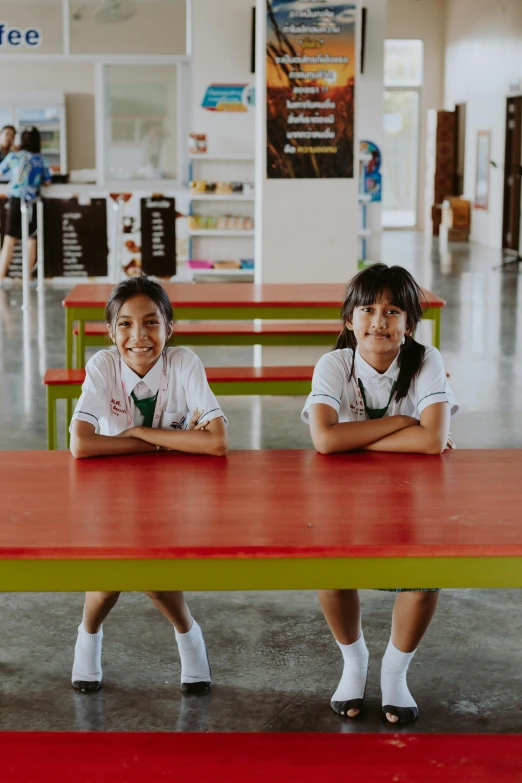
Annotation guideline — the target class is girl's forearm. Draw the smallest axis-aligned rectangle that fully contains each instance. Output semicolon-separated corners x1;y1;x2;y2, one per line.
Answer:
363;425;445;454
71;433;157;459
132;426;228;457
315;415;418;454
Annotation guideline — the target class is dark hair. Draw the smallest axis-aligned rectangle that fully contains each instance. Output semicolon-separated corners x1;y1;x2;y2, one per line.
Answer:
1;125;16;135
20;126;41;154
105;275;174;339
333;263;426;403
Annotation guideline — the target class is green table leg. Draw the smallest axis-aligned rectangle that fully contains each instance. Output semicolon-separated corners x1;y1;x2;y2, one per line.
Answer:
46;388;57;450
65;308;74;369
77;319;87;370
433;309;441;350
66;398;74;448
422;307;441;350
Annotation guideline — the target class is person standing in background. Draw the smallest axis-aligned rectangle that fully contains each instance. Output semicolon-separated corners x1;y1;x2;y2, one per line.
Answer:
0;126;51;286
0;125;16;165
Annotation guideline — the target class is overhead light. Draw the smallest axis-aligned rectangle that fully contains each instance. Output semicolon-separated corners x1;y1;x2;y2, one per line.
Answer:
93;0;137;24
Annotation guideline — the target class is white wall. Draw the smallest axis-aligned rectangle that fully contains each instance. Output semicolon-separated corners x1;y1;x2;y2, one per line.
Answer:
190;0;255;155
0;1;186;55
444;0;522;249
256;1;380;285
387;0;446;231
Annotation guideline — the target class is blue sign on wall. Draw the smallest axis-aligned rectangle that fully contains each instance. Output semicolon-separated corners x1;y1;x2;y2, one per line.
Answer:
201;84;254;112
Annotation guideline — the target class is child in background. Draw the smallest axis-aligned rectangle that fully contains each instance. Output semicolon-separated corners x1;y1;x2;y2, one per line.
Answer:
302;263;458;724
69;275;228;695
0;126;51;284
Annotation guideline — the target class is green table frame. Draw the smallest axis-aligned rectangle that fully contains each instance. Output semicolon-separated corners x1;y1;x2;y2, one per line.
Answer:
66;305;442;368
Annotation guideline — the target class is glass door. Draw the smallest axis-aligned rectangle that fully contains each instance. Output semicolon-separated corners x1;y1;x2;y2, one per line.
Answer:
382;90;420;227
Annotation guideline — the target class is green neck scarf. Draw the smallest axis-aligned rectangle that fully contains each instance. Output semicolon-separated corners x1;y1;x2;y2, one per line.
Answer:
357;378;397;420
131;389;158;428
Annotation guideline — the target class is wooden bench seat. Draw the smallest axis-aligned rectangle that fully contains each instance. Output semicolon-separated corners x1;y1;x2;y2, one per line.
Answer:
1;731;520;782
72;320;342;367
43;366;313;450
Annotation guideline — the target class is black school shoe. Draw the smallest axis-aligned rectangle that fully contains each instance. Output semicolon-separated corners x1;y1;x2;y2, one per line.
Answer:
181;644;212;695
331;677;367;717
381;705;418;724
72;680;102;693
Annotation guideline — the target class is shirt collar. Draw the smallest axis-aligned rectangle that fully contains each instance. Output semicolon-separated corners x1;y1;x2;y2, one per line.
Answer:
120;354;163;396
354;347;400;382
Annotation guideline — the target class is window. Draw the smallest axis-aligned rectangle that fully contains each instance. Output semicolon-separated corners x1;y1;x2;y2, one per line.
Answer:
384;40;423;87
104;65;178;182
382;40;424;228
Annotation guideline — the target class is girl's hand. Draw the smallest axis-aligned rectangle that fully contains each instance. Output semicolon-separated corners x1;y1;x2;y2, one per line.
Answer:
119;427;141;439
445;434;456;450
187;409;209;431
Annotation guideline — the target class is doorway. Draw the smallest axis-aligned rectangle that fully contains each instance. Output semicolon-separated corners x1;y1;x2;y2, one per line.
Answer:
502;96;522;255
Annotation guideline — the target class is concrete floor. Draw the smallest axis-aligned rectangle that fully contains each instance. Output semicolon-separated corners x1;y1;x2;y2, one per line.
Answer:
0;232;522;733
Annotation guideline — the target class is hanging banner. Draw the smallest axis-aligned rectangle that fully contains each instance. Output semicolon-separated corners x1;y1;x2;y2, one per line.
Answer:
266;1;356;179
140;197;176;278
43;198;109;278
0;197;22;279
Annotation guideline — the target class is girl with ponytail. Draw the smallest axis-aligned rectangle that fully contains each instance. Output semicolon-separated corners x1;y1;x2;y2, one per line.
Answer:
301;263;458;727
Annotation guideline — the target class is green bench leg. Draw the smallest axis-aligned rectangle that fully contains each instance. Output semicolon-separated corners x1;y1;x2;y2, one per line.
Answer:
65;309;74;370
422;307;441;350
46;388;58;450
46;385;82;450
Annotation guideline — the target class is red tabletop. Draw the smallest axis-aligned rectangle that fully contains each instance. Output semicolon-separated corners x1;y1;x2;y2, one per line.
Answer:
1;732;519;782
0;450;519;560
63;283;445;310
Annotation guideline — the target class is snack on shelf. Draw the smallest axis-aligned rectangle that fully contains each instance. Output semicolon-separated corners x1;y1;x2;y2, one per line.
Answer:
216;181;233;194
240;259;255;269
214;260;241;269
189;133;207;154
190;180;206;193
187;259;214;269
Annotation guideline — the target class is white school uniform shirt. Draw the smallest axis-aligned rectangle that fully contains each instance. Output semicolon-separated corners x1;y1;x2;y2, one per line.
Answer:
301;345;458;423
70;346;227;435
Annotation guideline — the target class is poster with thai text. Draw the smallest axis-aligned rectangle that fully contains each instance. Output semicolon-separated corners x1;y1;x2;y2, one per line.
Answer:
267;1;355;179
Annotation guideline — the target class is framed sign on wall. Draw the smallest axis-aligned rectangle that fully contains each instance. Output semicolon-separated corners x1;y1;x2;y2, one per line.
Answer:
475;130;491;211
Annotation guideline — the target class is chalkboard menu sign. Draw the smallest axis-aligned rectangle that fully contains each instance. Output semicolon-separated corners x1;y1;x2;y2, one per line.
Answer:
140;197;176;277
44;198;108;278
0;197;22;278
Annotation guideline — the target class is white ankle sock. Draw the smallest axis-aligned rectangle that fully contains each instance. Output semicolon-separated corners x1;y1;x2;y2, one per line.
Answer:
331;632;369;710
381;639;417;710
175;619;211;684
72;623;103;683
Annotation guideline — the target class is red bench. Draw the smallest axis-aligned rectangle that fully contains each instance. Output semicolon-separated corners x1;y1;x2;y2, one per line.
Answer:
72;320;342;367
1;732;519;782
44;366;313;449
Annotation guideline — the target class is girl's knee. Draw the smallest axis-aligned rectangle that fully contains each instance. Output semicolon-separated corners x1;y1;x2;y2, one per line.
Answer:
403;590;439;602
320;588;351;599
144;590;164;601
91;591;121;604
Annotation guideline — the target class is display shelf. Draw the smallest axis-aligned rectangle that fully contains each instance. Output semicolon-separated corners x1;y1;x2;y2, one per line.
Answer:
188;230;255;237
189;268;254;277
189;154;255;162
188;194;255;202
